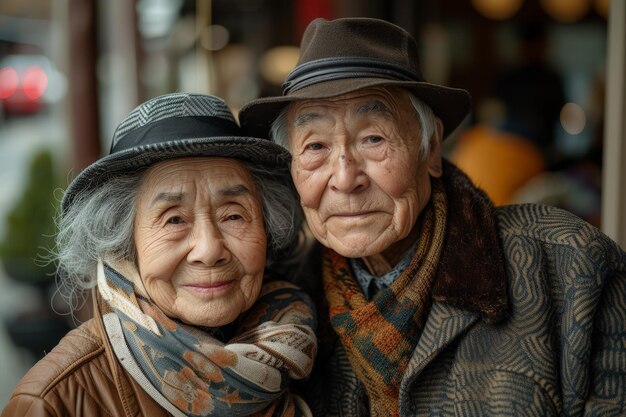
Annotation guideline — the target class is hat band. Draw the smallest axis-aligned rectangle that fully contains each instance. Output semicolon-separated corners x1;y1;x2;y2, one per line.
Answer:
282;57;422;94
111;116;244;153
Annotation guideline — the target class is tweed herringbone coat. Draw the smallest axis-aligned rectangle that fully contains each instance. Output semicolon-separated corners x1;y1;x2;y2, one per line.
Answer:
295;166;626;417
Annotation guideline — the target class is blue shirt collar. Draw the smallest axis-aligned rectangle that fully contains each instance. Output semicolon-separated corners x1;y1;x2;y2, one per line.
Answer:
349;240;418;300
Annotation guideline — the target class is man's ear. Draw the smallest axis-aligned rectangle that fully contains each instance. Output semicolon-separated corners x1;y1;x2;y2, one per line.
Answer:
427;117;444;178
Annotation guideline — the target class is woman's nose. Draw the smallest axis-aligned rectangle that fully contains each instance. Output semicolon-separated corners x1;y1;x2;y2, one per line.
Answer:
328;149;369;193
186;219;230;266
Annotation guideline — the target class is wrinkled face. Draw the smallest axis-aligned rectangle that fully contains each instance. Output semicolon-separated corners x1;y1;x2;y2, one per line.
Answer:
288;87;442;258
134;157;266;327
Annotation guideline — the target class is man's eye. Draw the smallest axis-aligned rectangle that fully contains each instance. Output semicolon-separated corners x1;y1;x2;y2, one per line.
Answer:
365;136;383;144
166;216;184;225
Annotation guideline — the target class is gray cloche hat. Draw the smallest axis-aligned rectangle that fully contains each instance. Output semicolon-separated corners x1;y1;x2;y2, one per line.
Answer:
239;17;471;139
61;93;291;214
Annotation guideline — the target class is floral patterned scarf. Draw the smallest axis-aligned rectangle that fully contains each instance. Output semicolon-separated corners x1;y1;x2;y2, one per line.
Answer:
97;260;317;417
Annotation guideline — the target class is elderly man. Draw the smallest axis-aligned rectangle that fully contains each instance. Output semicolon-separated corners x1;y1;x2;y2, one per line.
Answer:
239;17;626;417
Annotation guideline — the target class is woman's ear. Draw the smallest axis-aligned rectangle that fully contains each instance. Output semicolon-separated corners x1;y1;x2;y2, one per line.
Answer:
427;118;444;178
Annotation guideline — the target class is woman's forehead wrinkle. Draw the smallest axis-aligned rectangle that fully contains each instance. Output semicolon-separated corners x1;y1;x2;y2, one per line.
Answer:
219;184;252;197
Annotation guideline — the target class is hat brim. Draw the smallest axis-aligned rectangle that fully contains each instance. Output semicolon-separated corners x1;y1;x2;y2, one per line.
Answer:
61;136;291;214
240;78;472;140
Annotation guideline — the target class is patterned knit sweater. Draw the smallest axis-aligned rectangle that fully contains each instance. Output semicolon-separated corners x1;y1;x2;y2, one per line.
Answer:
292;161;626;417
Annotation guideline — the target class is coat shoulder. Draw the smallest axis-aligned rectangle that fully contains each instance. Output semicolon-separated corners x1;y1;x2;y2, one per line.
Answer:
496;204;626;285
2;319;118;417
496;204;602;246
9;320;105;398
3;315;174;417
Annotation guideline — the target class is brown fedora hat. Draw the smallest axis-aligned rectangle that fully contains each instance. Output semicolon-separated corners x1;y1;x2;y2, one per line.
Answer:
239;17;472;139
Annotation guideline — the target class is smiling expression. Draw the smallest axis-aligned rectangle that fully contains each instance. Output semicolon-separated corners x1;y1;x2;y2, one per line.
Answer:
133;157;266;327
287;87;442;258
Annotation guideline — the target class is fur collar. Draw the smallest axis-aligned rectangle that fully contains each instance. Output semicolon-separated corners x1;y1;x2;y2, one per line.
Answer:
431;160;509;324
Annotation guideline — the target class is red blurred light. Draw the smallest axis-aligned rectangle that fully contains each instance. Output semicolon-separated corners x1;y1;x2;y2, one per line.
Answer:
22;66;48;100
0;66;19;99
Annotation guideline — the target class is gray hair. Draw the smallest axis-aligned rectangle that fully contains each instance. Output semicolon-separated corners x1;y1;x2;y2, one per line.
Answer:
270;91;437;159
54;161;303;311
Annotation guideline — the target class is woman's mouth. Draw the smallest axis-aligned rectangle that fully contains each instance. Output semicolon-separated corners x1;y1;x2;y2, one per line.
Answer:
184;280;235;294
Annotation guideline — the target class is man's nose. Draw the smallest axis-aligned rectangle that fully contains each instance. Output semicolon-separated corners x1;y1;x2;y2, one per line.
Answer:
186;219;231;266
328;148;369;193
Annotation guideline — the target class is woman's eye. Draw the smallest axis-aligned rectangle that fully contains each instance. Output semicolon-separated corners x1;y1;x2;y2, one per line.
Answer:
166;216;184;225
226;214;243;221
305;142;324;151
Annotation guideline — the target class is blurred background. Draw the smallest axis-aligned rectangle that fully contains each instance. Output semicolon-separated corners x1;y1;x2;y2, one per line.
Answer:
0;0;624;406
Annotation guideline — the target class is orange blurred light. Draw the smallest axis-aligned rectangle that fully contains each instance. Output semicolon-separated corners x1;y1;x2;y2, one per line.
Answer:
541;0;590;23
260;46;300;86
471;0;524;20
22;66;48;100
0;66;19;99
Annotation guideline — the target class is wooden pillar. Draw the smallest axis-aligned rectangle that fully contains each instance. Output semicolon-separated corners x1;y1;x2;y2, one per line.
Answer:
67;0;101;171
103;0;142;134
602;0;626;248
196;0;212;93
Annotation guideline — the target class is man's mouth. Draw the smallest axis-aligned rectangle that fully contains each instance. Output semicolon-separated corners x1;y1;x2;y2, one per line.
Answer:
330;210;377;218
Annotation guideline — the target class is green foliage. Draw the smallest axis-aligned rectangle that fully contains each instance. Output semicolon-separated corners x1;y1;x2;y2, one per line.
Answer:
0;149;62;285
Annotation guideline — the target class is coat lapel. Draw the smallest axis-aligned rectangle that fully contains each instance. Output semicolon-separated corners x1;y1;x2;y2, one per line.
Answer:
399;301;479;411
430;161;509;325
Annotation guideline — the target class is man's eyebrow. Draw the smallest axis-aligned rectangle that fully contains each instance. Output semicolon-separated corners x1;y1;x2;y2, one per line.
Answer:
219;184;252;197
294;112;323;128
354;100;394;119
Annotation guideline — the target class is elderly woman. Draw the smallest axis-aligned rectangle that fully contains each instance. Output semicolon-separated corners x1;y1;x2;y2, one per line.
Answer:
2;93;317;417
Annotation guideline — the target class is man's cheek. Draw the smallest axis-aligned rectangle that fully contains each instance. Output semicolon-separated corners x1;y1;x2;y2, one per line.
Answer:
293;173;325;209
303;208;328;241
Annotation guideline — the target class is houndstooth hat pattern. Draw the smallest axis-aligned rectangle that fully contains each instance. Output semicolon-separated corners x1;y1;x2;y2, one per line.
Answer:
61;93;291;214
